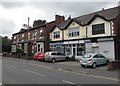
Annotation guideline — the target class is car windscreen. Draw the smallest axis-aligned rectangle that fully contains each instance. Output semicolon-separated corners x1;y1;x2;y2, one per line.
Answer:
83;54;92;58
40;53;45;56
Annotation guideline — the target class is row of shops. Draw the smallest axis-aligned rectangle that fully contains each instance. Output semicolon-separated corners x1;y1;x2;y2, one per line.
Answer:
50;37;116;61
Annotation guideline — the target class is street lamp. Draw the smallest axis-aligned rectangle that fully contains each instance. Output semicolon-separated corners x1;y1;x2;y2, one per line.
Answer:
26;17;30;57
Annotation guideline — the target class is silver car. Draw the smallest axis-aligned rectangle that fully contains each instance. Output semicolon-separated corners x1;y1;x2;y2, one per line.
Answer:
80;53;109;68
44;52;67;63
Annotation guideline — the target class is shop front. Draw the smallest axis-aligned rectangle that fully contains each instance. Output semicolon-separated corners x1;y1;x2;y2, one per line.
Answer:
50;40;85;58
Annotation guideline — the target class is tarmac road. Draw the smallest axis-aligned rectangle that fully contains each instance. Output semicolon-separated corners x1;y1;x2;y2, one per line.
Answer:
2;57;119;85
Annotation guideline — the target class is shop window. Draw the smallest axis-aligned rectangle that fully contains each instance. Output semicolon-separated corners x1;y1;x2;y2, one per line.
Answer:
73;44;76;47
69;44;71;47
50;45;53;48
77;48;84;56
92;23;105;35
77;44;80;47
54;44;56;48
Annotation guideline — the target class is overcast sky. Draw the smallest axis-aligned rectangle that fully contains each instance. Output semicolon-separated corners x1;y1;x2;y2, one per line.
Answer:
0;0;119;38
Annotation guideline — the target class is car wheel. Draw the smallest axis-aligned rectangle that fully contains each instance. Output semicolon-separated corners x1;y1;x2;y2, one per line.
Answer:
106;60;109;65
51;58;55;63
92;62;96;68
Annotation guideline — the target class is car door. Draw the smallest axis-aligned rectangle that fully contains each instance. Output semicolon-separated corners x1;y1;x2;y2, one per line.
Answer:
93;54;101;65
99;54;107;64
56;52;62;61
51;52;57;60
60;53;66;60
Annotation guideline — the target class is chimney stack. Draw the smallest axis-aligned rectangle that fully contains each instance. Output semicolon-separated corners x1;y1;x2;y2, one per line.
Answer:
55;15;65;24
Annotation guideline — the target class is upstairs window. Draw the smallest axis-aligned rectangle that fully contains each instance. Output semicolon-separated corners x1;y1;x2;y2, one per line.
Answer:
92;23;105;35
22;34;24;37
14;36;16;39
40;29;43;38
68;27;79;37
34;30;37;39
53;31;60;39
28;33;30;40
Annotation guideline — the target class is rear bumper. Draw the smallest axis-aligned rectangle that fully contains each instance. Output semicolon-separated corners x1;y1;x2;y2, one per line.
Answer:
38;57;44;60
80;62;93;66
33;57;38;59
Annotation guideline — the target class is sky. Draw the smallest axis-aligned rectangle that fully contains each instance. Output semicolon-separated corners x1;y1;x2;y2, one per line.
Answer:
0;0;119;39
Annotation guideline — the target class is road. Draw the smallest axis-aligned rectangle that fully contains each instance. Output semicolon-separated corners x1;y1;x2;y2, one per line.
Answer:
2;57;119;85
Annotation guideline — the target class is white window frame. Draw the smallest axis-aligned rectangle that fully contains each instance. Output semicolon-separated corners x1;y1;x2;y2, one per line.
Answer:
68;27;80;37
22;34;24;37
34;30;37;39
53;31;60;39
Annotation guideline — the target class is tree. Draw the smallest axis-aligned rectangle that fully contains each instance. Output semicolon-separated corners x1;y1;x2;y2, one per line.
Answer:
2;36;12;53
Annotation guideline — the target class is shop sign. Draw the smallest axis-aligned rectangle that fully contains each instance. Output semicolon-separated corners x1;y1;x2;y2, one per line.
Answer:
11;45;16;52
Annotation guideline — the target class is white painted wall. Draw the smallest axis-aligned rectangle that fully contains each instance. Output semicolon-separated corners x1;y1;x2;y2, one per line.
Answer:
51;27;63;41
87;17;111;38
64;21;86;40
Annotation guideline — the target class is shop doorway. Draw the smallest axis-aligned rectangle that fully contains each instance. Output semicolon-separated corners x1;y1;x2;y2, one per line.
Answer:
72;47;76;56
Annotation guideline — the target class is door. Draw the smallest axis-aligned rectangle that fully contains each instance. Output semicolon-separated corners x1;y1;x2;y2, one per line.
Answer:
72;47;76;56
37;42;44;53
37;43;41;52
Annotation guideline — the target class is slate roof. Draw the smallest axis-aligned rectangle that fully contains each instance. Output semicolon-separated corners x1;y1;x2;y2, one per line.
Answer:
55;6;119;31
73;6;119;25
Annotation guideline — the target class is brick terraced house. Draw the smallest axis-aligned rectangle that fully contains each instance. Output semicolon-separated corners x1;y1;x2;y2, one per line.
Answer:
12;15;65;57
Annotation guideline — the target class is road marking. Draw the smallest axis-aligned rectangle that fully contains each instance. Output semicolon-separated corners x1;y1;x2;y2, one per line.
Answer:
62;80;75;84
0;83;2;86
22;69;46;77
4;58;119;81
5;64;16;68
59;69;119;82
30;63;54;69
28;63;119;81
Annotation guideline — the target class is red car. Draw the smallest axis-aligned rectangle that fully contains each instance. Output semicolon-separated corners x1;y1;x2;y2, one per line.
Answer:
33;52;42;60
37;52;46;61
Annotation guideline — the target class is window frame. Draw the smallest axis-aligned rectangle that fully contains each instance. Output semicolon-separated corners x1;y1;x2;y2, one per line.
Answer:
53;31;60;39
92;23;105;35
68;27;80;37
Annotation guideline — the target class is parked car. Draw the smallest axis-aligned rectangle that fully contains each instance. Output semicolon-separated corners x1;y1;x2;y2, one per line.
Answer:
80;53;109;68
37;52;46;61
44;52;67;63
33;52;42;60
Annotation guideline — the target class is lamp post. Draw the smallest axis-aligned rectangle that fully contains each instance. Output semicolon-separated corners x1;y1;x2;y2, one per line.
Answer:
26;17;30;57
